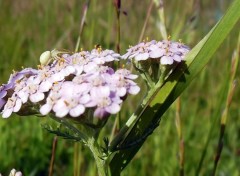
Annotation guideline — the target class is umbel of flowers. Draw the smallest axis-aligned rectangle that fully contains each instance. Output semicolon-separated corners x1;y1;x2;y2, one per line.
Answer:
0;47;140;120
123;39;190;87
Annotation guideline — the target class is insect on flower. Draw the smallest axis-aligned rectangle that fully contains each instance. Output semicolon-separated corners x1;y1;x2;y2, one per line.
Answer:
39;49;70;66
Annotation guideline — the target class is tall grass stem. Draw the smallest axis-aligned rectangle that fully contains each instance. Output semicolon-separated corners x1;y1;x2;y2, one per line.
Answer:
153;0;168;39
114;0;121;54
138;0;154;42
211;33;239;175
73;143;80;176
75;0;91;52
111;0;122;143
175;98;184;176
48;136;58;176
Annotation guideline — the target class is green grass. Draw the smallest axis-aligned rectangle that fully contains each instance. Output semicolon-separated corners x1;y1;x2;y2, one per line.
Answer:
0;0;239;175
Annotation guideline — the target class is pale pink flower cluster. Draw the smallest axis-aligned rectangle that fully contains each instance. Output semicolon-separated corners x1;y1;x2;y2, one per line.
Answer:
122;40;190;65
0;48;140;119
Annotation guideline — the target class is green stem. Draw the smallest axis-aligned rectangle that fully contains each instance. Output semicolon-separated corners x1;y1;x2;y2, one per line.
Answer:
140;71;155;88
133;62;155;88
87;137;108;176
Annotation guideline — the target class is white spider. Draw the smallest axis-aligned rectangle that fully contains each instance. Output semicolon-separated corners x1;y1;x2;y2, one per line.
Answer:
39;49;70;66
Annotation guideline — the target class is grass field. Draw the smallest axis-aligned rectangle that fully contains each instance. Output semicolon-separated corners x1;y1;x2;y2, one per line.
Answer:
0;0;239;175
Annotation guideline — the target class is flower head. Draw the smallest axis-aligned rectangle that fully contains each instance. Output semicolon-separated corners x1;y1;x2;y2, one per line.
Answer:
122;40;190;87
123;40;190;65
1;48;140;120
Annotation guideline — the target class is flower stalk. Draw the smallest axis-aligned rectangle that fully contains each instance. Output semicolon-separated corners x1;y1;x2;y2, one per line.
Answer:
87;136;109;176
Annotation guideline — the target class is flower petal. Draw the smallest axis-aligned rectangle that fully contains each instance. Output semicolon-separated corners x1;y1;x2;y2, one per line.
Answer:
161;56;174;65
173;54;182;62
70;105;85;117
2;108;13;118
94;108;109;119
135;53;149;61
55;108;69;118
40;104;52;115
105;103;120;114
149;48;165;58
13;99;22;112
39;81;52;92
30;92;44;103
128;85;140;95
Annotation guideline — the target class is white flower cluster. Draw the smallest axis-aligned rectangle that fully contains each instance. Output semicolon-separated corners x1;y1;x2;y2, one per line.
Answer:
122;40;190;65
0;48;140;119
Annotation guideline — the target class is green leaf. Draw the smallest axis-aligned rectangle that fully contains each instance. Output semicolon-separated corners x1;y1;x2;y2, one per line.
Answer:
109;0;240;174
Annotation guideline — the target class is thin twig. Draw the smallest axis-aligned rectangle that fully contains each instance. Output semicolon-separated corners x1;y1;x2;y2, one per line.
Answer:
75;0;91;52
175;98;184;176
212;81;236;175
48;136;58;176
138;0;154;42
130;0;154;72
113;0;121;54
74;143;80;176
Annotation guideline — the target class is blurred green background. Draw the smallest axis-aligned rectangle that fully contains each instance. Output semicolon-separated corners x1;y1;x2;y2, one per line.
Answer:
0;0;239;175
